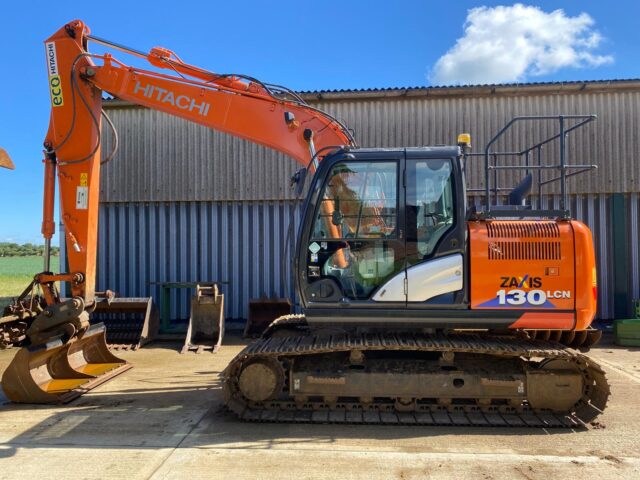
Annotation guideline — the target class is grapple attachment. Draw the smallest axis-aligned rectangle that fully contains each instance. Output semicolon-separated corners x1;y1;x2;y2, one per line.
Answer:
181;284;224;353
1;323;131;404
244;296;292;337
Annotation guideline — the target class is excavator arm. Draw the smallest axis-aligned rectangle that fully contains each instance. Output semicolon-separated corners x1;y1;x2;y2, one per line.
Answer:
1;19;353;403
44;19;354;302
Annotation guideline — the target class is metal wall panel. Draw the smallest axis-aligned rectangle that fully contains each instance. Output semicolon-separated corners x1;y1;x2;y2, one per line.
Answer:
100;108;295;203
86;193;638;323
628;193;640;305
94;201;300;322
315;92;639;196
101;86;640;202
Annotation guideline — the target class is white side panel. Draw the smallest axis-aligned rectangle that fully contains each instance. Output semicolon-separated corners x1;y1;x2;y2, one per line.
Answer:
372;254;463;302
372;270;406;301
407;254;463;302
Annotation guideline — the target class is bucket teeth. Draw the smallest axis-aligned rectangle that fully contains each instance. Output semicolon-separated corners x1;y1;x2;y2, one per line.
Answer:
1;323;131;404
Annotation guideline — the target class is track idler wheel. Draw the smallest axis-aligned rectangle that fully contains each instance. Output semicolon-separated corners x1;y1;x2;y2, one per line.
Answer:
237;359;284;403
527;358;583;412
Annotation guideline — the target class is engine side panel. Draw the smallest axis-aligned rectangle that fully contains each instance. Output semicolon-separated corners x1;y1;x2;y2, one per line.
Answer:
469;220;589;330
571;220;598;330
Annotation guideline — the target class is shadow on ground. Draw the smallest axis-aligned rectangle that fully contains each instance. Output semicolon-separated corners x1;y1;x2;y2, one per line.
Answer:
3;334;627;459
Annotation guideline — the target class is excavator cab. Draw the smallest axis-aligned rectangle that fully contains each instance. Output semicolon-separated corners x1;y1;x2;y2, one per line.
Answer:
297;147;467;321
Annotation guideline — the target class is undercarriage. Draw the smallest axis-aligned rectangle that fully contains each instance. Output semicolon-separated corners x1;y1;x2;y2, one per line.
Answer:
223;316;610;427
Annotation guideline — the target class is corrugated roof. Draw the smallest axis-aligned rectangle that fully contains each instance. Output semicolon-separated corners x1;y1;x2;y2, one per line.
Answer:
298;79;640;100
104;78;640;106
299;78;640;94
101;84;640;199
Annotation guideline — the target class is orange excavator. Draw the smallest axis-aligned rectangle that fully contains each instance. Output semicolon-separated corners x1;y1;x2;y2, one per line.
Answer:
1;20;609;427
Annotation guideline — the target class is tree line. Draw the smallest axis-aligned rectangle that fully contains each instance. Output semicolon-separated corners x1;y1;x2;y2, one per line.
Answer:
0;243;60;257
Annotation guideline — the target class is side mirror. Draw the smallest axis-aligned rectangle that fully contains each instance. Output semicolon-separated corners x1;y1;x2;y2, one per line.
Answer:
290;168;307;197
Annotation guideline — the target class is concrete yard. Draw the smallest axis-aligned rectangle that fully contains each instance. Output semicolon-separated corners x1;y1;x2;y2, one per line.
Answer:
0;336;639;480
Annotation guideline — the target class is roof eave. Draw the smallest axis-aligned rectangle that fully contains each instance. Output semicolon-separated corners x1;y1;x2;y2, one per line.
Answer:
102;79;640;107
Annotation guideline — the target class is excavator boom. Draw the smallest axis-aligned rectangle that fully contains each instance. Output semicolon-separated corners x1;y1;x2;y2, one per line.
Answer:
2;19;353;403
44;20;353;302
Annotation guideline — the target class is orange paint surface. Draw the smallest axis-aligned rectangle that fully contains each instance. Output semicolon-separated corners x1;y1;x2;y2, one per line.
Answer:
469;220;597;331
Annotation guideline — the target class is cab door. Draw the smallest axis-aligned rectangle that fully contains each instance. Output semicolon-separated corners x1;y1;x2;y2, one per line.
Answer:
300;153;406;309
403;154;466;307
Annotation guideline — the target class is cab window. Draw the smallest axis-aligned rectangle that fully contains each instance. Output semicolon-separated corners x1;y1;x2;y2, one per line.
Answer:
312;162;397;240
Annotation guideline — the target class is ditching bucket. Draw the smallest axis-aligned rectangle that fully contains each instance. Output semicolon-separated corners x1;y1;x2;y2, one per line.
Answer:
244;296;292;337
181;284;224;353
92;298;158;350
1;323;131;404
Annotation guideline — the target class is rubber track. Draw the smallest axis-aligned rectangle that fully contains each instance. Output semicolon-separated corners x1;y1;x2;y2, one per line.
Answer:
223;323;610;428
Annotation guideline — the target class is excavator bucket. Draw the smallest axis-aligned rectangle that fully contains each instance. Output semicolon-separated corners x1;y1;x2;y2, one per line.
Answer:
181;284;224;353
0;147;15;170
1;323;131;404
91;297;158;350
244;295;292;337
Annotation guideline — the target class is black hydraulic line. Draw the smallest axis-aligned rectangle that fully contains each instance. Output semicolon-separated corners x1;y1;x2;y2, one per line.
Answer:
100;109;119;165
52;53;102;165
88;33;357;147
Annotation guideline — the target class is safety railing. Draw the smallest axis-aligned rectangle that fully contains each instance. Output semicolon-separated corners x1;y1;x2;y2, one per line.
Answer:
467;115;597;219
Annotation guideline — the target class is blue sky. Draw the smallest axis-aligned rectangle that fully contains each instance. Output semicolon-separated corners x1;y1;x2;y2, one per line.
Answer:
0;0;638;246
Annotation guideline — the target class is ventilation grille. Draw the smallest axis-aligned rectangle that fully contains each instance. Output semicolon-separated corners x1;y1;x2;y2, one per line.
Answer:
488;241;561;260
486;222;560;238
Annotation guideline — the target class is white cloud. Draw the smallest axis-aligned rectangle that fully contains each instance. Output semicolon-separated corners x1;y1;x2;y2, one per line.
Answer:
430;4;613;85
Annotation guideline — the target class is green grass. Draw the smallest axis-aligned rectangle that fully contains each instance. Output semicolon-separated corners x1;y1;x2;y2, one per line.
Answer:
0;256;60;307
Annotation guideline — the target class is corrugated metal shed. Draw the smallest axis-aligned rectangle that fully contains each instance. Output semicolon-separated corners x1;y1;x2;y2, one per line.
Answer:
81;194;638;322
85;79;640;323
101;79;640;200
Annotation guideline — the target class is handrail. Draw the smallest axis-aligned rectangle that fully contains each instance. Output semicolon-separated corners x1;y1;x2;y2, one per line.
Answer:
471;115;597;218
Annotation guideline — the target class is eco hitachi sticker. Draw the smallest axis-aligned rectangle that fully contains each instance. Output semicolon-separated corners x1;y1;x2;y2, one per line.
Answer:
46;42;64;107
309;242;321;254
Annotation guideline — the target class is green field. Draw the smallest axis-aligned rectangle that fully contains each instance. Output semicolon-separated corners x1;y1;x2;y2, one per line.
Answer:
0;256;60;306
